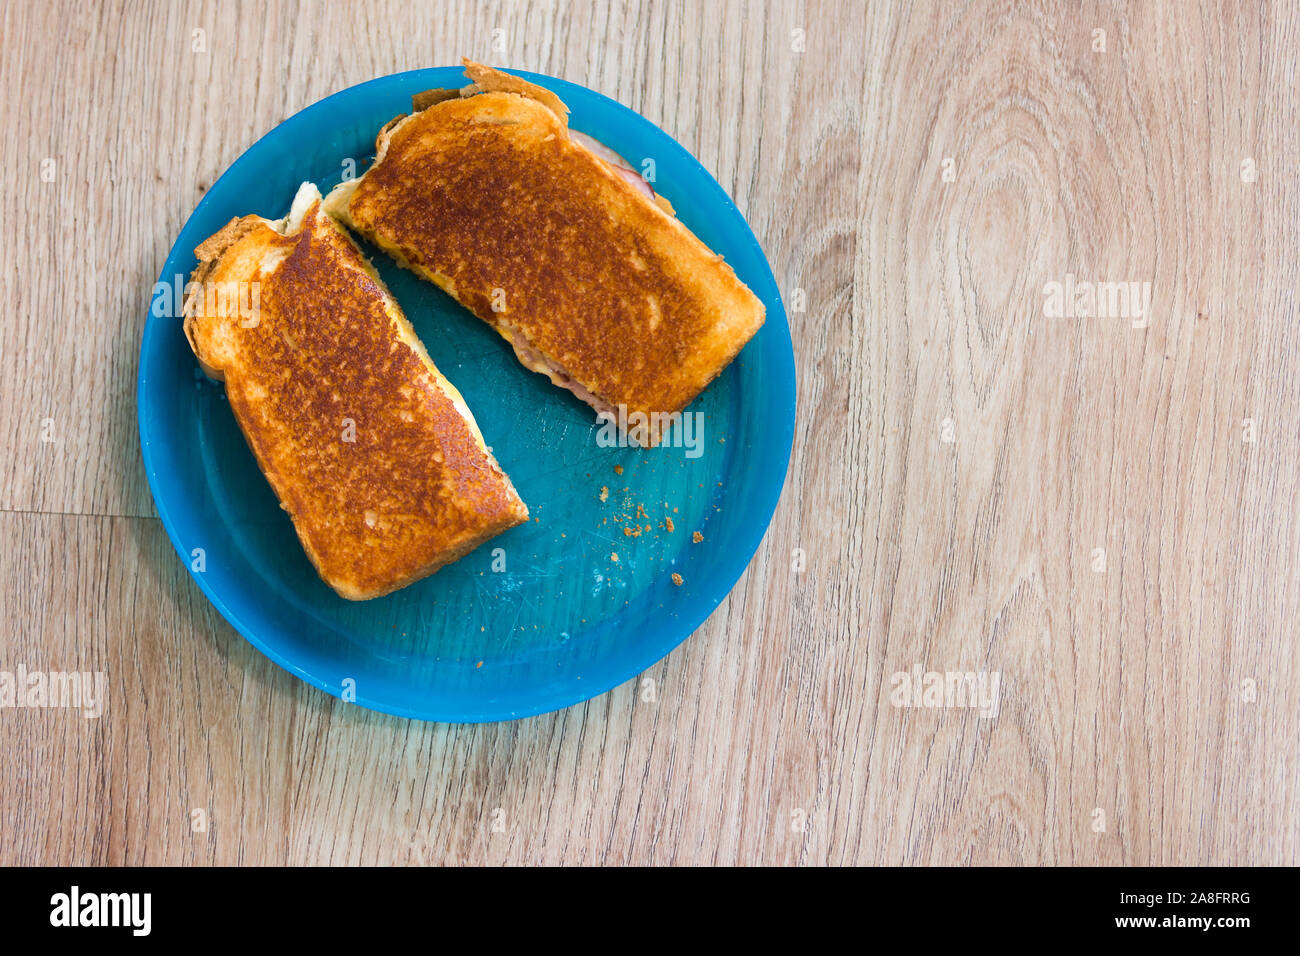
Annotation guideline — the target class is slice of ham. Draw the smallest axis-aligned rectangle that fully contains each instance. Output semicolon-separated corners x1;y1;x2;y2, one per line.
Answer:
499;321;614;417
568;129;657;202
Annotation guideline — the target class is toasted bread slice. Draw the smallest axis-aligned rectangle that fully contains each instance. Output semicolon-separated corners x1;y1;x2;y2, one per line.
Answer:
183;183;528;600
324;60;765;445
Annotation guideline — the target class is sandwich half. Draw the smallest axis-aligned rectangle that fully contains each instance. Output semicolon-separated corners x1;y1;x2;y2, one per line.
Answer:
324;60;765;445
183;182;528;600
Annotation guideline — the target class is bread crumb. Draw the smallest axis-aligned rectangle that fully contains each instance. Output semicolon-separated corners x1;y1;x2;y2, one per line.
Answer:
614;464;623;475
665;516;675;533
692;531;703;542
476;660;483;669
599;485;609;502
610;552;619;562
671;573;683;586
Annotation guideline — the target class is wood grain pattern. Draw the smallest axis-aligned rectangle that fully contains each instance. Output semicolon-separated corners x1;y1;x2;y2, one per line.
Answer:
1;0;1296;865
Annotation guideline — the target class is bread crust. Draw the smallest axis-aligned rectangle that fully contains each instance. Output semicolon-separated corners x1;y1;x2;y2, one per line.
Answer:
183;187;528;600
329;61;765;445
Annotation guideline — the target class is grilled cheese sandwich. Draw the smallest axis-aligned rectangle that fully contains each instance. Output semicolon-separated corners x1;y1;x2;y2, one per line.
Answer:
325;60;765;445
183;183;528;600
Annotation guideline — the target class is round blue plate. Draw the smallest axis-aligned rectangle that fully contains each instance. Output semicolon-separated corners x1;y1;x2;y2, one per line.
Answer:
139;67;796;721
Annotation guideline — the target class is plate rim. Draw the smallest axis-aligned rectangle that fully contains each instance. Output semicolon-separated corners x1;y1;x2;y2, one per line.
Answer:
138;65;797;722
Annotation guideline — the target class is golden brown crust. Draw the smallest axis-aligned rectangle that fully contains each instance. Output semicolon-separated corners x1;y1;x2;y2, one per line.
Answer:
460;58;569;122
193;215;260;263
183;193;527;600
411;88;461;112
377;113;409;141
339;69;765;439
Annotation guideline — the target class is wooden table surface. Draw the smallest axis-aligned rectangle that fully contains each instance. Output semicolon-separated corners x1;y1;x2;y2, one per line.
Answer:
2;0;1296;866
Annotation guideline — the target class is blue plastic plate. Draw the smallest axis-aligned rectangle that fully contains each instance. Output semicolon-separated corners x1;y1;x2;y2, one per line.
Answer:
139;67;796;721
